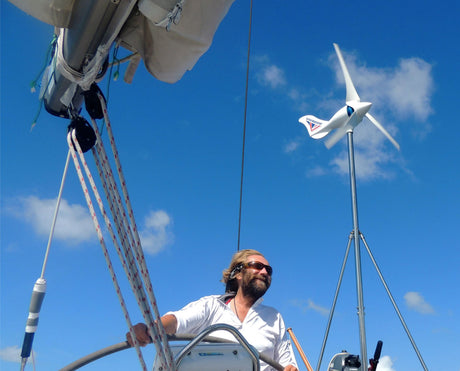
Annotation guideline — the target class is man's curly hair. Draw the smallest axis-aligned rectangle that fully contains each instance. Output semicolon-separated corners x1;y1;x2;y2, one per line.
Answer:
221;249;264;293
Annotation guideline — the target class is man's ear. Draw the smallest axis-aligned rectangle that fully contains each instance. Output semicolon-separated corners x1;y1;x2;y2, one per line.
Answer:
229;263;244;279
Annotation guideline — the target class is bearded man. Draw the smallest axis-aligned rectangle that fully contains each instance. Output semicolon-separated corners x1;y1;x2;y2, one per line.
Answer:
127;249;299;371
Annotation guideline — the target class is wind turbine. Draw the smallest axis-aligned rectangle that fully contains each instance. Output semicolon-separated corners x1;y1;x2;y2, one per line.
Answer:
299;43;400;150
298;44;428;371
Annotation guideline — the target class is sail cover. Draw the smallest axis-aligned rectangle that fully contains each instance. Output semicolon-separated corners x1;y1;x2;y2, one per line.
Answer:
9;0;235;83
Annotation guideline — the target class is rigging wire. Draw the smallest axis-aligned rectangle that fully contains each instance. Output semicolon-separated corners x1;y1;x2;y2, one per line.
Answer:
20;151;71;371
237;0;253;251
40;151;71;278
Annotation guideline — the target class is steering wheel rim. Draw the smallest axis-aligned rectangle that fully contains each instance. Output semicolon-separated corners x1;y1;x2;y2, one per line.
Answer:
59;333;284;371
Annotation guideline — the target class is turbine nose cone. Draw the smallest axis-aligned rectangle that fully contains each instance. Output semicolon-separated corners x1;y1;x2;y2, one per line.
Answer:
358;101;372;111
353;101;372;116
356;102;372;113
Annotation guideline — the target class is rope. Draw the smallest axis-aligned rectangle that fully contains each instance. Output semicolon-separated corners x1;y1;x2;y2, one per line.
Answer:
67;98;175;369
67;129;148;371
237;0;253;251
88;117;173;370
96;92;175;369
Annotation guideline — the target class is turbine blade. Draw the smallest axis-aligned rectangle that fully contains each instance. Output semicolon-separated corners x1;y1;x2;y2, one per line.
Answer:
325;124;351;149
333;43;360;103
366;113;400;150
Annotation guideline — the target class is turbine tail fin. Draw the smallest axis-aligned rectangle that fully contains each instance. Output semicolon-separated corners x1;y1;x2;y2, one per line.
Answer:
299;115;329;139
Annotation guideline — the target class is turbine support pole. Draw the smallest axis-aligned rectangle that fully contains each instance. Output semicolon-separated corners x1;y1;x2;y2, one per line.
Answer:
347;131;368;370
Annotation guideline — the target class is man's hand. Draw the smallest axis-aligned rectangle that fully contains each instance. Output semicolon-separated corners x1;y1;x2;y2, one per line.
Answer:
283;365;299;371
126;323;151;347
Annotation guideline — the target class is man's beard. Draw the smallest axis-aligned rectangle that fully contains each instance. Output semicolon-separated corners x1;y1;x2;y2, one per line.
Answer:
242;273;271;300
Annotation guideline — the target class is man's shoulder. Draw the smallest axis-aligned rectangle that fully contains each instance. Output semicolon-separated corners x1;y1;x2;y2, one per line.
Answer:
194;294;229;304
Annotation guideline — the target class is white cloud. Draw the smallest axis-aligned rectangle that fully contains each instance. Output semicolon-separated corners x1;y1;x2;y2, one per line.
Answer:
387;58;434;121
330;144;396;181
404;291;435;314
7;196;174;254
291;298;329;316
257;64;286;89
10;196;95;245
284;138;301;153
306;165;327;178
140;210;174;255
252;55;310;112
0;345;21;363
378;355;396;371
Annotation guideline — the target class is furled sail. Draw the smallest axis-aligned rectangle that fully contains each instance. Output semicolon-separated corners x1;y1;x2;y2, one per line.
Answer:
9;0;235;117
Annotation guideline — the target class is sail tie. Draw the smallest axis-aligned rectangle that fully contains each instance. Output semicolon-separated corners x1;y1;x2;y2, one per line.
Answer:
161;0;185;31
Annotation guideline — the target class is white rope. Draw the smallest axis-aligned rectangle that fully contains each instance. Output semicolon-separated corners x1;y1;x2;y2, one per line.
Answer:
88;119;172;370
67;129;148;371
67;110;175;369
97;93;175;370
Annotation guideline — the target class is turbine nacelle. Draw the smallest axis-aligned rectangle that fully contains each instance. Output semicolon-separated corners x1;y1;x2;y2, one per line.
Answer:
299;44;400;151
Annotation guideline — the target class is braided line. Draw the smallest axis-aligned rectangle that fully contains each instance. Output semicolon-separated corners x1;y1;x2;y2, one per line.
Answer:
99;94;175;370
88;120;169;369
67;130;148;371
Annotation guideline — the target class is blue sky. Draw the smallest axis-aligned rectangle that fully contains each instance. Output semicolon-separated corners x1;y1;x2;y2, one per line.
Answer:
1;1;459;370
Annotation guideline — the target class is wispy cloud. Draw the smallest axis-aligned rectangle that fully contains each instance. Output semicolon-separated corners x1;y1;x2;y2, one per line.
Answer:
139;209;174;255
8;196;95;245
290;298;329;316
404;291;435;314
255;56;286;89
258;64;286;89
252;55;308;112
0;345;21;363
283;137;302;153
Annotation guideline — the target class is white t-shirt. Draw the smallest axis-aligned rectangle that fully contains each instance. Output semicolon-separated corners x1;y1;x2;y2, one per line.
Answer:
166;294;298;371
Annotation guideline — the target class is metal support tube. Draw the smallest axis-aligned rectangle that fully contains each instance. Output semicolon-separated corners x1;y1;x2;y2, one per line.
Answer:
360;233;429;371
347;131;367;370
316;233;353;371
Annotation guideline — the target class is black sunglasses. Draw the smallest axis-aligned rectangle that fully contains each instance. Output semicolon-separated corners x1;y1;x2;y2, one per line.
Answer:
244;261;273;276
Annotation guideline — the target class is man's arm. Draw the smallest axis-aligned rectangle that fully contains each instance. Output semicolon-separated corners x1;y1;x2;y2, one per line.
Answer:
161;314;177;335
126;315;178;347
283;365;298;371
